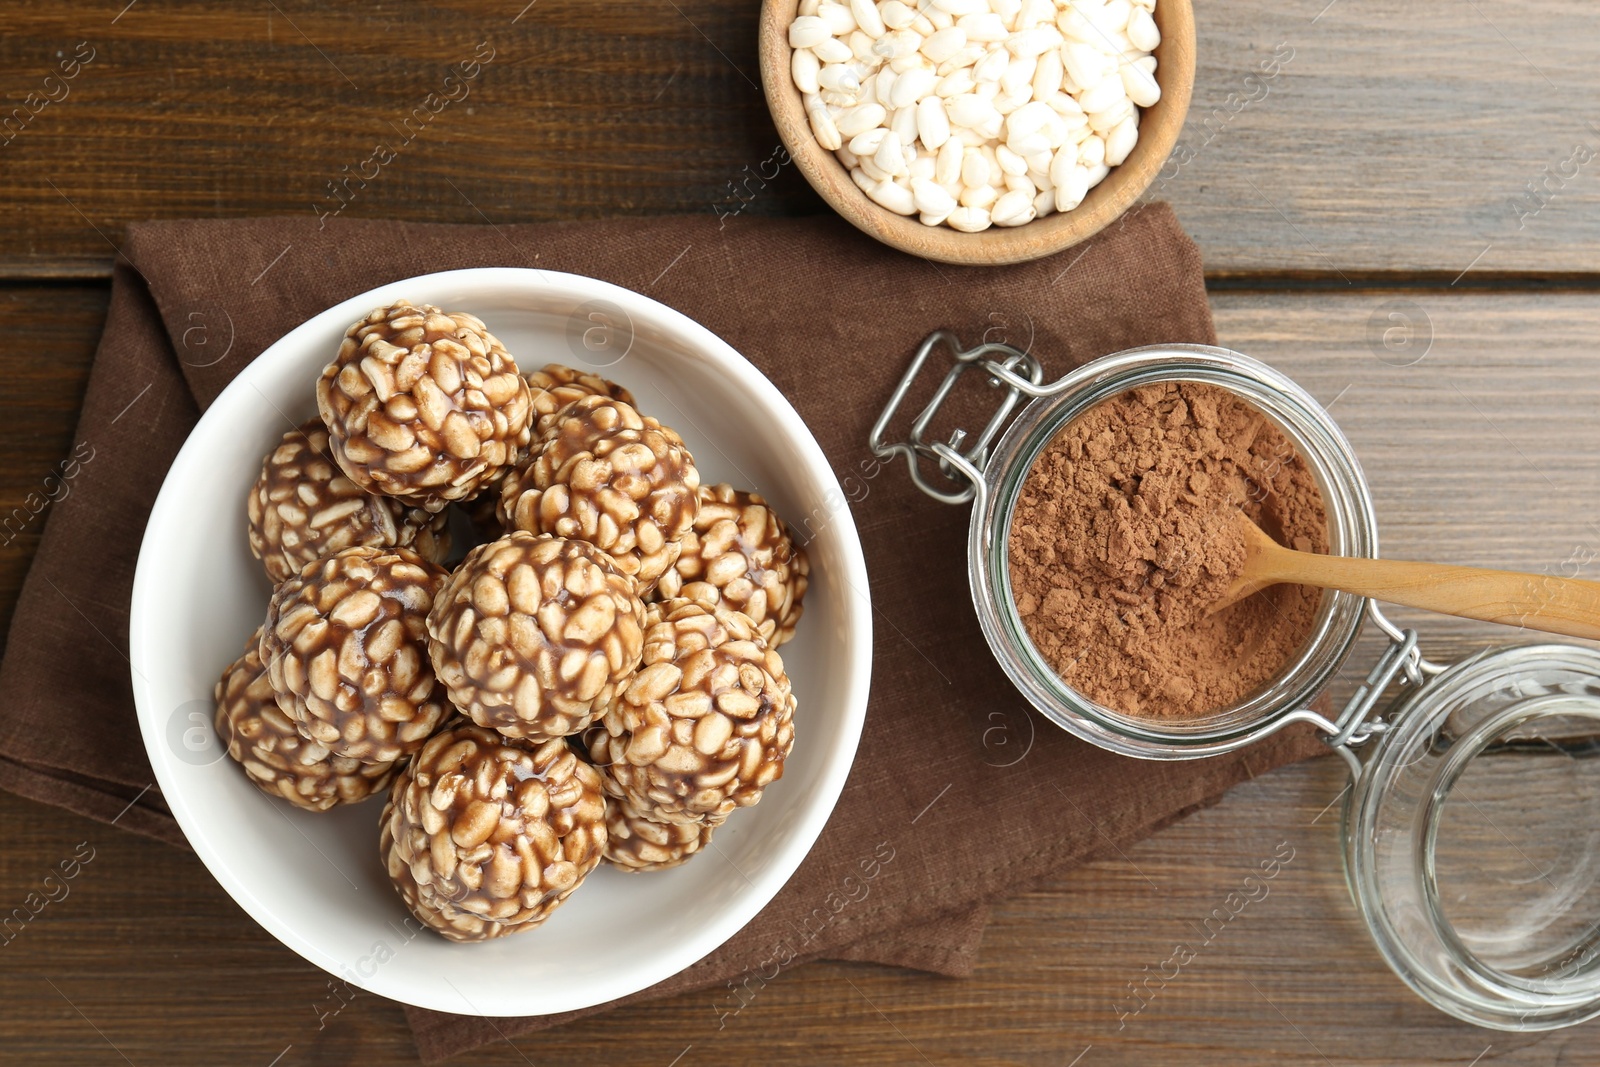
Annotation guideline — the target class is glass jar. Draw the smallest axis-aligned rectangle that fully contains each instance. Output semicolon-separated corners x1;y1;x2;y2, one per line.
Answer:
873;331;1600;1030
1348;642;1600;1030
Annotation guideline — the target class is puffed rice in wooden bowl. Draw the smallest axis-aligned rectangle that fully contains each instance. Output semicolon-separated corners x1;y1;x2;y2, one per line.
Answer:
129;267;871;1017
759;0;1194;265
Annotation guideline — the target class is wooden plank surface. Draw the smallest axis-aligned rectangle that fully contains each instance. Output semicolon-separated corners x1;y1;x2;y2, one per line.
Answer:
3;288;1599;1064
1175;0;1600;277
3;0;1600;276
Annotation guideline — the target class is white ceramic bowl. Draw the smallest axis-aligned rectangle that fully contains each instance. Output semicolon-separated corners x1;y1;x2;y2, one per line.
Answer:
129;267;872;1017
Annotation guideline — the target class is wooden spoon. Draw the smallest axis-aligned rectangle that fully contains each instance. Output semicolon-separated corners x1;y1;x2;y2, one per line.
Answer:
1210;512;1600;641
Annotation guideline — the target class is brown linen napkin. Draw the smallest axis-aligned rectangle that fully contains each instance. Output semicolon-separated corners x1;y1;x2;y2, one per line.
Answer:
0;205;1326;1061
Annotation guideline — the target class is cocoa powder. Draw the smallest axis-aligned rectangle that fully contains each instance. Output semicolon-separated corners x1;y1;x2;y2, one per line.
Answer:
1007;382;1328;718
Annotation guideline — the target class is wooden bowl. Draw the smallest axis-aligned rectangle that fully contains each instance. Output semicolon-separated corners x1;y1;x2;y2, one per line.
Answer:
758;0;1195;266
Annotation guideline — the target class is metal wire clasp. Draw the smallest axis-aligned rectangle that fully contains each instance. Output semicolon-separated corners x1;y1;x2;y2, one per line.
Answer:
1276;602;1446;781
868;330;1047;505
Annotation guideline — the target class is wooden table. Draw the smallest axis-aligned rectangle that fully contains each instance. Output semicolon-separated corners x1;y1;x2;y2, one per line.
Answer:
4;1;1599;1063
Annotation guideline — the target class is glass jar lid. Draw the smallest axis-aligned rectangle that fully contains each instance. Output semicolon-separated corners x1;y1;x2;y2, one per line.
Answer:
1347;642;1600;1030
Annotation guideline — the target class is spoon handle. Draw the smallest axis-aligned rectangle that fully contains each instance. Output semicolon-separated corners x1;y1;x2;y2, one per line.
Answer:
1258;549;1600;641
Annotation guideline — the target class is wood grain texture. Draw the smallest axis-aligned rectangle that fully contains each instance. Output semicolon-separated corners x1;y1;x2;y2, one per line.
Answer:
1163;0;1600;277
0;0;810;276
3;0;1599;276
3;288;1600;1064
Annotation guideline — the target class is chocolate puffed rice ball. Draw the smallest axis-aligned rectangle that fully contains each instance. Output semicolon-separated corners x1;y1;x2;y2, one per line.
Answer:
215;628;398;811
499;395;699;590
656;484;809;647
379;843;531;943
524;362;635;426
464;365;636;543
316;301;533;512
381;724;607;940
604;795;714;873
247;418;449;584
427;532;646;742
586;598;796;826
262;545;450;763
